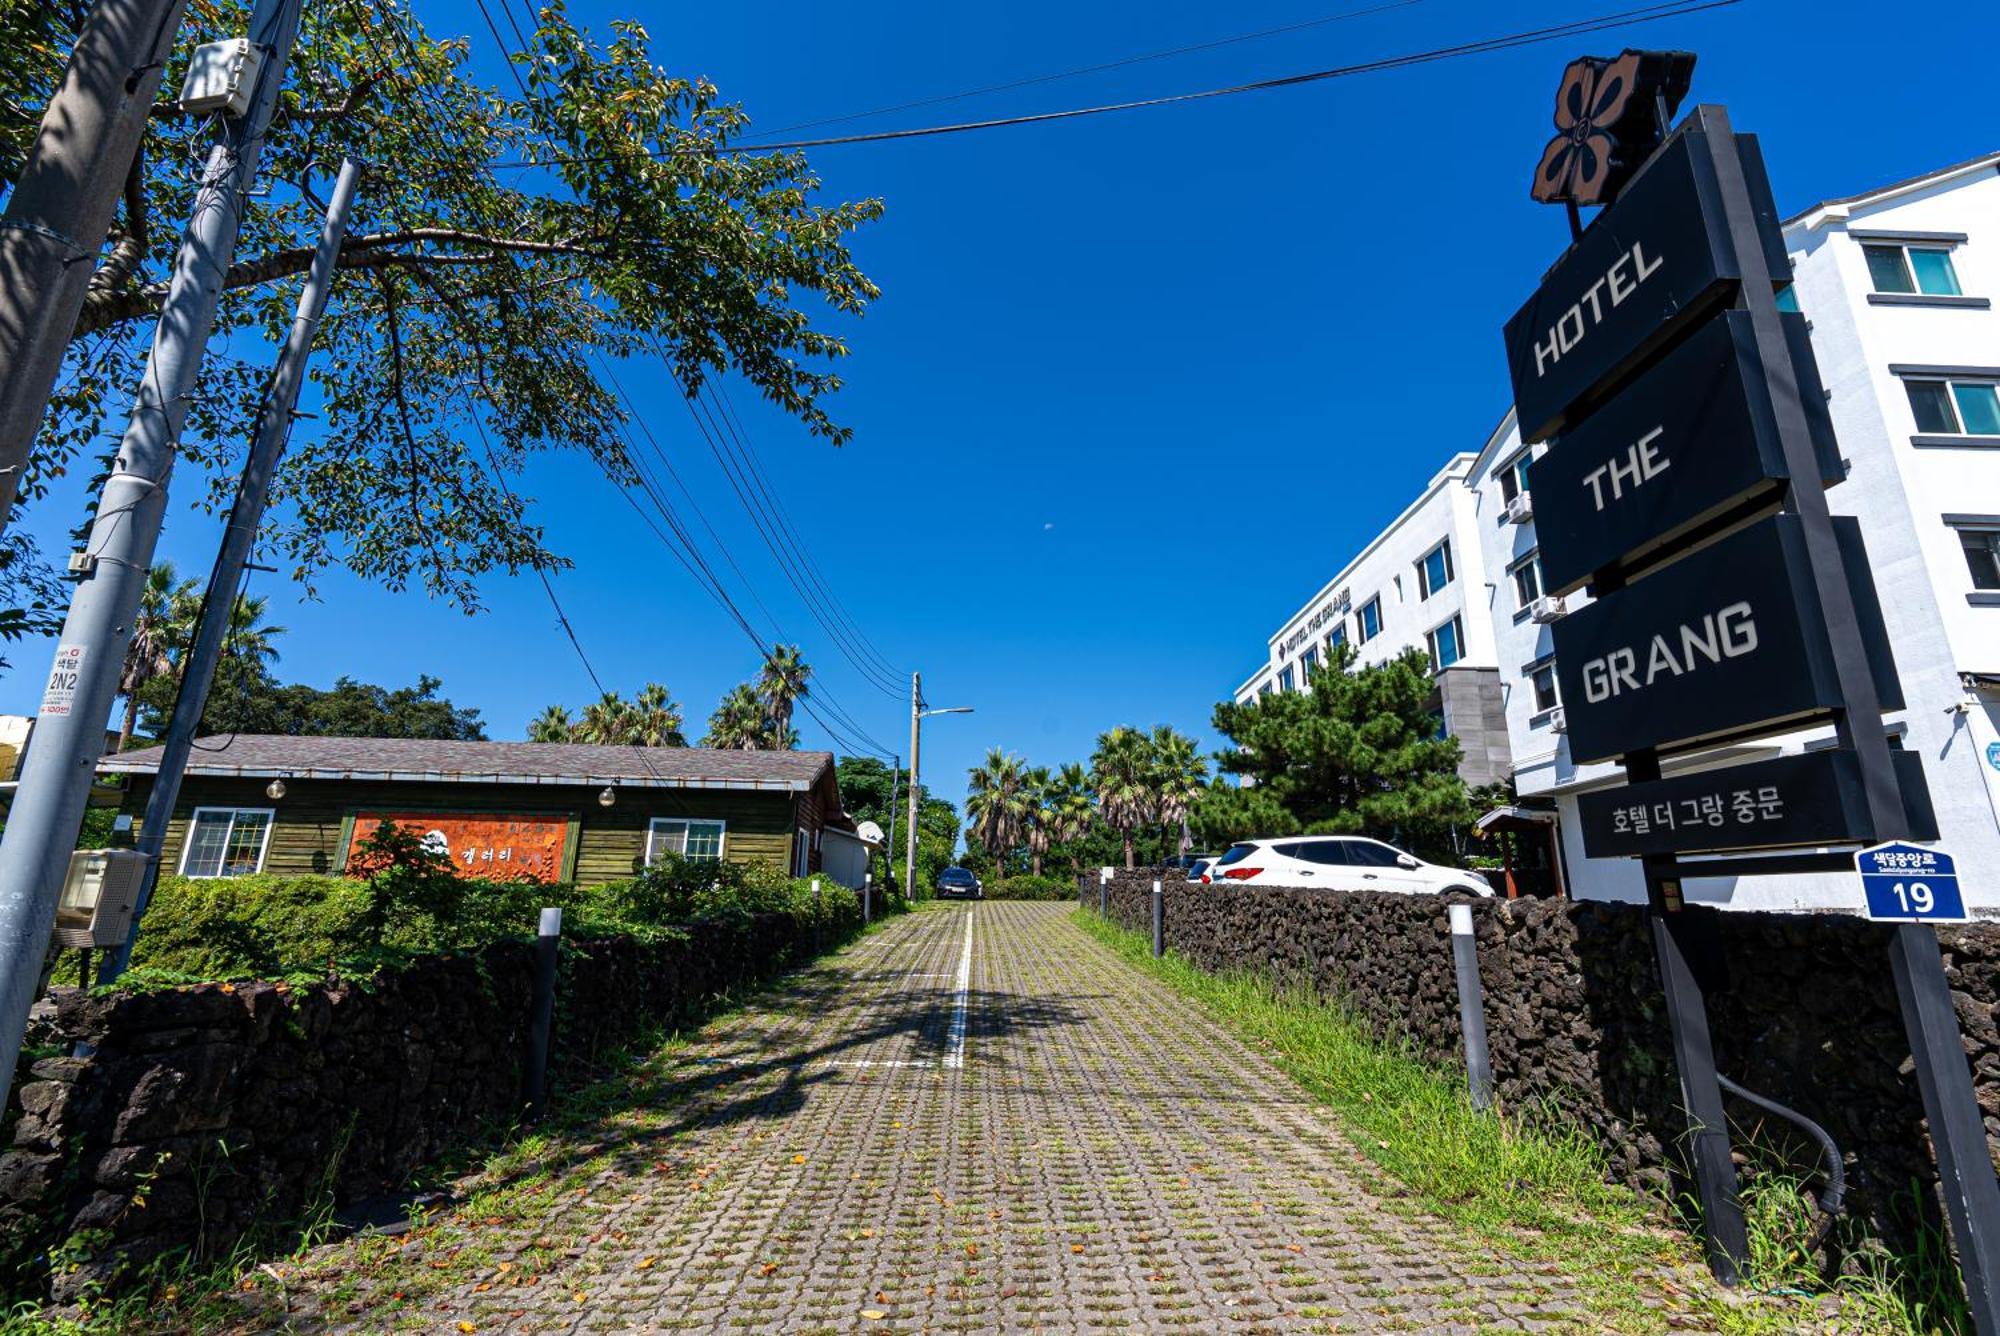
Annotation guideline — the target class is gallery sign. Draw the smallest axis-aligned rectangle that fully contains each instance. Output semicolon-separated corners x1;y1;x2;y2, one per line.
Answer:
345;810;573;883
1576;749;1936;858
1530;311;1844;596
1551;513;1901;763
1502;126;1788;444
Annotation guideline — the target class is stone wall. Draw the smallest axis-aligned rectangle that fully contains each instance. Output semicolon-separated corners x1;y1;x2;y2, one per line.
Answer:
1083;871;1999;1256
2;899;859;1300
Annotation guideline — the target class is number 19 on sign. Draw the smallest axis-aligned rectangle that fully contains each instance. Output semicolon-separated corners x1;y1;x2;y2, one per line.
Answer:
1856;842;1967;923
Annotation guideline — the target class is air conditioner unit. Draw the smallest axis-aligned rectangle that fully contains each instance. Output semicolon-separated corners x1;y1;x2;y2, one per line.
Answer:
1505;492;1534;524
178;38;265;117
1527;594;1567;623
1547;706;1567;733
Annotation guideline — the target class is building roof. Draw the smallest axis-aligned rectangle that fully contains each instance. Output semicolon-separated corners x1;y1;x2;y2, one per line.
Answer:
1784;149;1999;229
100;735;833;793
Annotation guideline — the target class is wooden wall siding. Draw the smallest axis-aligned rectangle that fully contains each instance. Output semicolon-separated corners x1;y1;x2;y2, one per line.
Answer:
120;777;798;885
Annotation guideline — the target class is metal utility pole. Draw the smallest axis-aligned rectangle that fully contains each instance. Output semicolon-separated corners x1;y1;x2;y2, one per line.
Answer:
0;0;192;537
905;672;921;903
0;0;307;1109
98;158;363;986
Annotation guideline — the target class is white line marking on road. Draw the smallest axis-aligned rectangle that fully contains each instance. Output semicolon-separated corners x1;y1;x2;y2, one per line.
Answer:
944;906;973;1069
825;1059;934;1068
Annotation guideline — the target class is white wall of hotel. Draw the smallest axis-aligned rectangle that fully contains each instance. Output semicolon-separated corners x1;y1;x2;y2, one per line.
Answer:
1474;151;2000;913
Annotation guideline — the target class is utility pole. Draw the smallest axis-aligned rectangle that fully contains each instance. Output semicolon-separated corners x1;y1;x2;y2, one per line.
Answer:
99;157;363;986
905;671;921;903
0;0;307;1110
0;0;192;537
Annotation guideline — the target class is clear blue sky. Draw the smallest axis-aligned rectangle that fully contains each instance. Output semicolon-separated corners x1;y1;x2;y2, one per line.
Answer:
4;0;1995;819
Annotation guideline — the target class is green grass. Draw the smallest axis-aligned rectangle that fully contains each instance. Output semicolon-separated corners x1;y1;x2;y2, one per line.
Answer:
1073;906;1953;1335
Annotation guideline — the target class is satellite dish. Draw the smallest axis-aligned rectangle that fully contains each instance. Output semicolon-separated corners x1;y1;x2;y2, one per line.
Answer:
856;819;885;846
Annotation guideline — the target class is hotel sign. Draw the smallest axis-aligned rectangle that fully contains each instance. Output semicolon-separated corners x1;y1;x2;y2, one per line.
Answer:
1530;311;1844;596
1576;749;1937;858
1551;514;1902;764
1502;126;1787;444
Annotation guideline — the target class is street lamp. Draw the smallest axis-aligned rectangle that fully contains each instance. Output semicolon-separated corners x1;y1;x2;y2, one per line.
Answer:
906;672;974;903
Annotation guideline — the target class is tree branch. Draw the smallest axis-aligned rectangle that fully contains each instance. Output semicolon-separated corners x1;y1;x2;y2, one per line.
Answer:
291;68;390;123
86;146;149;297
70;228;597;337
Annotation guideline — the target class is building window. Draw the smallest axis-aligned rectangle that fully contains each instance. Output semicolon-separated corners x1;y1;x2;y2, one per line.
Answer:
1530;662;1560;713
1496;453;1533;504
1328;622;1348;653
1511;553;1543;609
647;817;727;864
180;807;274;878
1908;379;2000;437
1278;665;1295;693
1358;596;1382;642
1959;528;2000;591
1864;243;1962;297
1426;615;1464;671
1416;540;1454;599
1301;646;1319;676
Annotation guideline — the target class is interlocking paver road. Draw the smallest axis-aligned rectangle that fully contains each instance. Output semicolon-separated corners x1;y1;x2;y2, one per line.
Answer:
276;903;1696;1333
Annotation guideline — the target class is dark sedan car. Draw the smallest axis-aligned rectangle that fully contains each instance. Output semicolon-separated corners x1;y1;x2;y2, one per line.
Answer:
935;866;983;900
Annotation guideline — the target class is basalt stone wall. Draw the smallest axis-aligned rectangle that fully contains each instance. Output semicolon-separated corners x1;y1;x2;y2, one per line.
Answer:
1082;870;2000;1255
1;899;859;1300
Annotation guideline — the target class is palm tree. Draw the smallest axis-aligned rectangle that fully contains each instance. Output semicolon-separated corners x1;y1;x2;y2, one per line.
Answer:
1091;726;1156;870
704;683;766;749
965;749;1033;878
757;644;812;745
1150;725;1208;850
1022;765;1053;877
1047;761;1096;874
574;691;636;745
115;563;195;752
527;704;574;742
219;592;284;671
630;683;687;747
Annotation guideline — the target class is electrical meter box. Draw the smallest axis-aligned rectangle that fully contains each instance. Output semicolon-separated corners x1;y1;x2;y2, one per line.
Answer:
178;38;264;117
54;849;148;950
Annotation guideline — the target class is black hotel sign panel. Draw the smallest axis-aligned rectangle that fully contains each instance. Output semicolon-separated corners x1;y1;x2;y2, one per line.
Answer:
1530;311;1844;596
1551;513;1902;764
1502;126;1787;444
1576;749;1937;859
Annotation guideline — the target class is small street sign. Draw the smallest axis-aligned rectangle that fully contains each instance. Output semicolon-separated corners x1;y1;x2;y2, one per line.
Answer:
1529;310;1842;596
1857;842;1967;923
1986;741;2000;773
1577;749;1936;859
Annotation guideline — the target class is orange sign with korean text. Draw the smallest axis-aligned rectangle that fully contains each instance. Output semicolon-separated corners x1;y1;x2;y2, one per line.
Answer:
345;811;571;883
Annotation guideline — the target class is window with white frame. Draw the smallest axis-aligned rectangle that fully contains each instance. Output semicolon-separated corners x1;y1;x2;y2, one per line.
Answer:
1529;661;1560;714
1278;664;1296;693
1327;621;1348;654
1301;645;1319;676
1416;539;1454;599
1511;552;1544;609
1907;377;2000;437
646;817;726;864
1426;615;1464;671
180;807;275;878
1496;453;1534;504
1357;596;1382;642
1863;242;1962;297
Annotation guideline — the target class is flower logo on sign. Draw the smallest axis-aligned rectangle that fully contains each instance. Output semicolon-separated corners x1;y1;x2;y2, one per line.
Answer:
1528;48;1695;208
1532;53;1642;206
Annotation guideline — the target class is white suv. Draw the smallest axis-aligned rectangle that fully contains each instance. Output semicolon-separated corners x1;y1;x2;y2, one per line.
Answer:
1202;836;1493;897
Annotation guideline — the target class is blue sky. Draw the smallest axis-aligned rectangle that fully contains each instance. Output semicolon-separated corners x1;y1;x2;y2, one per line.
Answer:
4;0;1995;818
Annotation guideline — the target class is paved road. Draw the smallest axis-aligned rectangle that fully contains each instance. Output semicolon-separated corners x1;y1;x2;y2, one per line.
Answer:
279;902;1683;1333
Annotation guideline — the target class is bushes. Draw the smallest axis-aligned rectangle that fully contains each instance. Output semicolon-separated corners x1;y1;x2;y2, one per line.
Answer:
129;854;878;983
985;874;1071;900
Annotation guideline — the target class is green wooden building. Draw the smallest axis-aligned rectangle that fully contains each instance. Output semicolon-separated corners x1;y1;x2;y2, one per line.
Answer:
100;736;862;887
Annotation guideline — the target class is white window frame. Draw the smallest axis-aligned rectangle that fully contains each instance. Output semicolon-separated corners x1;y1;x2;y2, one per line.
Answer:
1527;659;1561;716
1426;614;1465;672
179;806;276;878
1358;595;1383;643
1496;450;1534;504
1510;551;1544;610
645;817;728;865
1416;539;1454;600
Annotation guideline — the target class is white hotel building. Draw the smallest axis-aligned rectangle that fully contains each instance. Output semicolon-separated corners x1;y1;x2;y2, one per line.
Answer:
1244;148;2000;912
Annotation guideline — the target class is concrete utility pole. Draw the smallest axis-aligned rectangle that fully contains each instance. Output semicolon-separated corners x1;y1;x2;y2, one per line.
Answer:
0;0;192;537
0;0;307;1109
99;157;364;986
905;671;921;902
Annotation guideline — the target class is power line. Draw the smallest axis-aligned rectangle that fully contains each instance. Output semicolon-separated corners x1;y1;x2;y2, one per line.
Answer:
491;0;1742;168
753;0;1426;137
